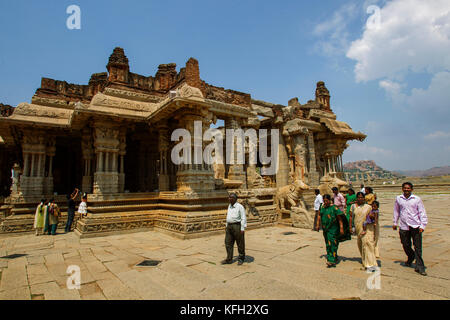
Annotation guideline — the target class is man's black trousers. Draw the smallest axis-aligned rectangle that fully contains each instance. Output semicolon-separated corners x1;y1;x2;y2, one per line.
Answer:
399;227;425;272
225;223;245;262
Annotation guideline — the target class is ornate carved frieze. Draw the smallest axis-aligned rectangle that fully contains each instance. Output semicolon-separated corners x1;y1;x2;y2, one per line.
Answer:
13;103;69;119
91;92;156;112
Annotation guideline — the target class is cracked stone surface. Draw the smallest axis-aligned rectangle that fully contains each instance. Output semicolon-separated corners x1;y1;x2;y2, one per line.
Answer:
0;192;449;300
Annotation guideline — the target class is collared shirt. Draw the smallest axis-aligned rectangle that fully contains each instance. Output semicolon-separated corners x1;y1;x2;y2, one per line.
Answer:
226;202;247;231
333;193;346;212
360;188;365;194
314;194;323;211
393;194;428;230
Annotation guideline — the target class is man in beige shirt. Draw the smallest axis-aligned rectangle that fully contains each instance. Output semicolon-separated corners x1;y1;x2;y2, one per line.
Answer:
221;193;247;265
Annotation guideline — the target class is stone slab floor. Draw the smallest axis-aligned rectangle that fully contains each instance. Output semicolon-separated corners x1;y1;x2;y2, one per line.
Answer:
0;192;449;300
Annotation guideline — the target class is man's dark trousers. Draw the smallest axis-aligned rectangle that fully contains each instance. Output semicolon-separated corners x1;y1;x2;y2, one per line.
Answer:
225;222;245;262
399;227;425;272
313;211;322;230
65;211;75;232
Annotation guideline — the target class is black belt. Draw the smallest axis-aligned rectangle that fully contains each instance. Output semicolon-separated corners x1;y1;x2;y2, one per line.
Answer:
227;222;241;225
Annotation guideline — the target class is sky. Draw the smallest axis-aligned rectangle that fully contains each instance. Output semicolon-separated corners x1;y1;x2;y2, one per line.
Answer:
0;0;449;171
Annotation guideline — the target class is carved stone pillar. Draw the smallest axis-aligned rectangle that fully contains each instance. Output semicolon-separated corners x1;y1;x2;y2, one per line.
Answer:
81;128;94;193
307;133;319;185
225;117;246;186
157;122;170;192
293;135;307;182
93;122;120;194
19;132;46;196
44;137;55;195
118;128;126;193
174;108;215;192
242;115;260;188
23;153;30;177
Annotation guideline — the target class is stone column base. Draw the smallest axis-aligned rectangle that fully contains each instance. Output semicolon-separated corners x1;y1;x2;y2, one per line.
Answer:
82;176;93;194
176;167;215;192
93;172;119;194
19;176;45;197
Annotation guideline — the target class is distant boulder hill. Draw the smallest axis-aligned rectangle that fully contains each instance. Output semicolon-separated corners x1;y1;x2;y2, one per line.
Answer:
393;166;450;177
343;160;403;181
344;161;450;179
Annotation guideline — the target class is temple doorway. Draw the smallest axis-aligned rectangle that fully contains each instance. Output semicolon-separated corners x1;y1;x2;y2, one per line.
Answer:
53;136;82;196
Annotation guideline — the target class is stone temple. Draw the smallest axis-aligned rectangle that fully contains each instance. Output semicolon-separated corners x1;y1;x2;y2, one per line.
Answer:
0;47;365;238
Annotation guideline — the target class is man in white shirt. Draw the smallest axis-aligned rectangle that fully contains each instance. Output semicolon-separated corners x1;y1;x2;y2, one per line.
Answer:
222;193;247;265
360;184;365;195
313;189;323;231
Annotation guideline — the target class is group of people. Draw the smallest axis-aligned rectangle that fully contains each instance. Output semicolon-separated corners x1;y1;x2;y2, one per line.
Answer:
32;182;428;277
33;188;88;236
313;182;428;275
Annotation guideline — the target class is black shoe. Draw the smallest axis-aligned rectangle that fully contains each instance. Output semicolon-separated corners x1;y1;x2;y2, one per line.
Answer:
237;260;244;266
402;261;413;267
221;259;232;265
415;269;427;276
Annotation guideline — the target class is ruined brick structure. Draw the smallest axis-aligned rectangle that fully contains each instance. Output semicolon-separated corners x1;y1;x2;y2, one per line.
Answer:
0;47;365;238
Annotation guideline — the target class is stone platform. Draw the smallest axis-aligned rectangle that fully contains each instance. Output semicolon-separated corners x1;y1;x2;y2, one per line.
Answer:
0;189;278;239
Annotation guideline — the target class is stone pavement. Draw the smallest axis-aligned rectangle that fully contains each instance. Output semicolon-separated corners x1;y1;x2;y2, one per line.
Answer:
0;192;449;300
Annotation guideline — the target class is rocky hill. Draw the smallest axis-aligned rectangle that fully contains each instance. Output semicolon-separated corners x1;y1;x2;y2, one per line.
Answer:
344;160;403;181
393;166;450;177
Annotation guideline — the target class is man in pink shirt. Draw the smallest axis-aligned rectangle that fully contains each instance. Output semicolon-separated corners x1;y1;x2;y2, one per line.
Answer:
393;182;428;276
332;187;346;213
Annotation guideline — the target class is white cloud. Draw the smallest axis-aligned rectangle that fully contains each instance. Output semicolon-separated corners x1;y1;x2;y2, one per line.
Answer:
424;131;450;140
407;71;450;114
346;0;450;117
347;0;450;82
313;3;358;56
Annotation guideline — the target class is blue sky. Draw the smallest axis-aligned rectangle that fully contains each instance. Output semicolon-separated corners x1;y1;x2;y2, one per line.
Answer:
0;0;449;170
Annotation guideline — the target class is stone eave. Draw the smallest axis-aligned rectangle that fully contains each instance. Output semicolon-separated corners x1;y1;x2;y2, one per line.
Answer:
319;118;366;142
207;99;254;118
282;118;324;136
0;112;72;129
147;96;211;124
71;106;149;124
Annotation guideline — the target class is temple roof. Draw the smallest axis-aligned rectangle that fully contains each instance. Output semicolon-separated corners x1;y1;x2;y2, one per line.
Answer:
0;47;366;146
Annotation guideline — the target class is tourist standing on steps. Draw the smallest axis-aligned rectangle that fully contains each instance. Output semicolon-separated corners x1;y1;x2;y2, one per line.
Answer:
221;193;247;266
318;194;350;268
352;192;377;271
313;189;323;231
47;199;61;235
360;184;365;195
65;188;79;233
332;187;346;213
393;182;428;276
78;193;88;218
34;199;46;236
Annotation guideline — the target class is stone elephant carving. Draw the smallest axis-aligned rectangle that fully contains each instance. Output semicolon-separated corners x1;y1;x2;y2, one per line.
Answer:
276;179;310;211
318;174;348;196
